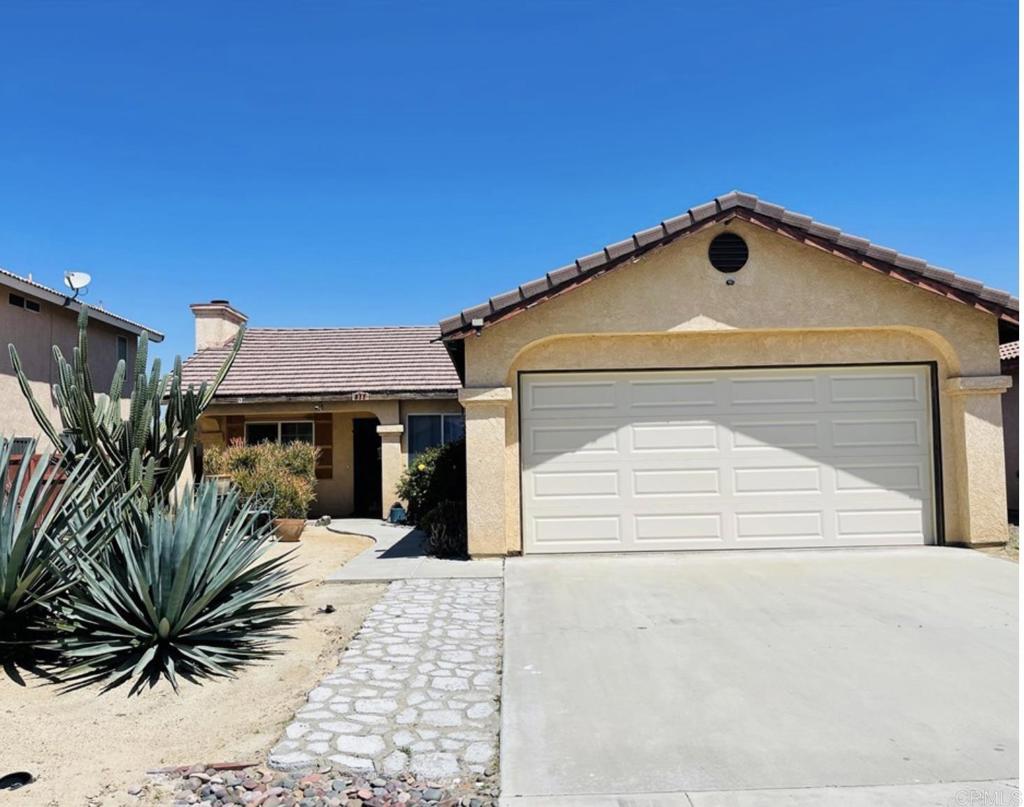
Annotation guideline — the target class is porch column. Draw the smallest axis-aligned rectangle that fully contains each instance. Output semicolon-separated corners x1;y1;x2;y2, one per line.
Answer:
945;375;1012;544
377;424;404;520
459;386;513;557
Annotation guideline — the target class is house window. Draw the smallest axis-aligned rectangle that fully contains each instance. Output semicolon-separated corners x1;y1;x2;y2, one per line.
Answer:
9;293;40;312
407;414;465;462
245;421;314;445
117;336;128;362
280;421;315;443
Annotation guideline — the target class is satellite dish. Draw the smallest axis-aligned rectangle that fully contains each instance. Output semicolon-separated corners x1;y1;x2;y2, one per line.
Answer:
64;271;92;298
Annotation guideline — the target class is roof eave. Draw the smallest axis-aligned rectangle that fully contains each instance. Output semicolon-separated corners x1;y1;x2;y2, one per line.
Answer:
0;272;165;341
202;389;461;405
439;194;1019;341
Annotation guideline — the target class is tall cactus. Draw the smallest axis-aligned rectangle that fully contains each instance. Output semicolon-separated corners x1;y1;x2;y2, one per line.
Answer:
9;306;244;507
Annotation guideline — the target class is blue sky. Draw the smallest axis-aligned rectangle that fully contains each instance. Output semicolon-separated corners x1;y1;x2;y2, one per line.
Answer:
0;1;1017;363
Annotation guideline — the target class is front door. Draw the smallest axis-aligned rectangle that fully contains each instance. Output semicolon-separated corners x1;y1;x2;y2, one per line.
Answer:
352;418;382;517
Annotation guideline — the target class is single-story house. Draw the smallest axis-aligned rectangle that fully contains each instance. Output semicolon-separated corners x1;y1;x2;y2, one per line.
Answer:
183;191;1018;556
1000;340;1018;521
0;268;164;450
181;302;462;518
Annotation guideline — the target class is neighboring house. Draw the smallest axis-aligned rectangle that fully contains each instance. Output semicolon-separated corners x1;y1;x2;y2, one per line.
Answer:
180;301;462;518
183;191;1018;556
1000;341;1018;521
438;191;1017;556
0;268;164;450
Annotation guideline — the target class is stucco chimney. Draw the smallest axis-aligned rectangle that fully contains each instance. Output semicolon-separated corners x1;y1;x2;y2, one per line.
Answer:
189;299;248;351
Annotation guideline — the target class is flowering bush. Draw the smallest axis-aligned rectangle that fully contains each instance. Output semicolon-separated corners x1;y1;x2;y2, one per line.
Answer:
204;440;318;520
396;439;465;524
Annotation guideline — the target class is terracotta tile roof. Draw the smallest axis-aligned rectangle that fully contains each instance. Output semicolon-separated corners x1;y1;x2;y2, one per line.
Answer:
181;326;460;400
0;267;164;340
1000;341;1019;361
439;190;1019;339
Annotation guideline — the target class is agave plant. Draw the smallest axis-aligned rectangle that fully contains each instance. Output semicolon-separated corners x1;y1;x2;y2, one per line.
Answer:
0;438;127;661
8;306;243;508
59;481;298;694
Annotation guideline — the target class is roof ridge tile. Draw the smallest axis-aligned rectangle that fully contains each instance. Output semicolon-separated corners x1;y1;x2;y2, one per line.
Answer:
438;190;1018;337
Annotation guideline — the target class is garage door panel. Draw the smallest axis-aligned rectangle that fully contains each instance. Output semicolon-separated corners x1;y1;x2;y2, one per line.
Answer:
628;379;719;409
830;416;924;450
733;466;822;494
731;420;821;450
528;380;618;412
836;509;926;542
521;366;935;554
834;461;927;493
528;425;618;457
735;511;824;541
828;373;923;406
531;469;620;499
630;421;718;452
634;514;723;542
532;515;622;546
728;376;818;406
632;468;721;496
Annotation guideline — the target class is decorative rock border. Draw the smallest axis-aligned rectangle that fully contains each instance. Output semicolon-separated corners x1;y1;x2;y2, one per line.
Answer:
158;765;497;806
270;579;502;781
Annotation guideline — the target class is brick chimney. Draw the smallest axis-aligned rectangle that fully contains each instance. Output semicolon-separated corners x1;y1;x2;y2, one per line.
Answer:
189;299;248;351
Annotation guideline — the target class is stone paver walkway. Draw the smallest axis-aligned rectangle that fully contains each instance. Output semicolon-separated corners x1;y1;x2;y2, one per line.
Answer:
270;579;502;781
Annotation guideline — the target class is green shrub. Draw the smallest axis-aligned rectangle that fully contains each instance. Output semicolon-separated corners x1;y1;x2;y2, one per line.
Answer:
279;441;317;478
204;440;318;521
397;439;465;523
58;482;298;694
419;500;468;558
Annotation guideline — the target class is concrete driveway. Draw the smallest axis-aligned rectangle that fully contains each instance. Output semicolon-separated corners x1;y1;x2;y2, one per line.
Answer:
501;548;1018;805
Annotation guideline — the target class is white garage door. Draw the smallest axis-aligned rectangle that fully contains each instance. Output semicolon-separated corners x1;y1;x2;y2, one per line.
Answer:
520;365;936;553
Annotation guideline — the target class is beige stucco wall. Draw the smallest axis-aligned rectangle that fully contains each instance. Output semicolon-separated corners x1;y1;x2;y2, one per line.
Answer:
1002;367;1018;514
458;219;1011;555
192;305;246;351
0;293;139;450
197;396;462;518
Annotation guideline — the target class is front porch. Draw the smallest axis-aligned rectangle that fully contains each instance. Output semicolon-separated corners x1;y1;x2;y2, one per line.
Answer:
196;396;464;519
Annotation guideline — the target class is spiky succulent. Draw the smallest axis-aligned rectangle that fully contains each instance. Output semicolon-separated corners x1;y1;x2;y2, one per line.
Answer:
58;482;298;694
8;306;243;508
0;438;128;661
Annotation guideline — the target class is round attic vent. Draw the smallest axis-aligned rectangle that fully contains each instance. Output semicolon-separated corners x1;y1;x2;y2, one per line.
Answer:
708;232;748;273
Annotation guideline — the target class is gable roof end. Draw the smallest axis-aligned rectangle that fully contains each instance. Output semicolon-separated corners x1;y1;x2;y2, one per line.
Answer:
438;191;1019;339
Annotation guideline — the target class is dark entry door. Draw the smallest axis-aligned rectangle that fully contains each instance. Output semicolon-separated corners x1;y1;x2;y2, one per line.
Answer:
352;418;382;517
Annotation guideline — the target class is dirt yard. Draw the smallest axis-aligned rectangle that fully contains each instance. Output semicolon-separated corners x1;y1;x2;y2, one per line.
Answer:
0;527;384;807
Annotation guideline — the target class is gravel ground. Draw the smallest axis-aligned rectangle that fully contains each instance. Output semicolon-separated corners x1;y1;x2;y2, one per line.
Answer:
151;764;497;806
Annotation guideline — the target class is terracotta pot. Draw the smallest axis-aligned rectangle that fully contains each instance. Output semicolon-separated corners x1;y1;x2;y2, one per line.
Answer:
273;518;305;542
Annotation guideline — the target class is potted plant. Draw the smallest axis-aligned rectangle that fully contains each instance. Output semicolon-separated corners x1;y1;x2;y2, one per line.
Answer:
202;440;318;542
268;471;315;542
